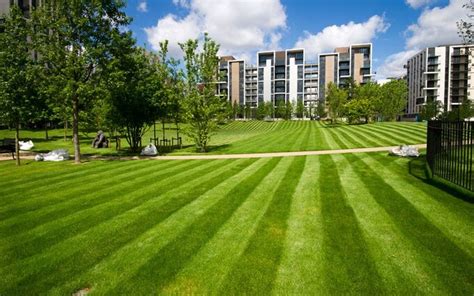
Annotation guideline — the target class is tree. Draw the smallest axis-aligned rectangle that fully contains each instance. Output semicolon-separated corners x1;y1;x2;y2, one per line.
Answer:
264;101;274;119
34;0;130;163
353;82;381;122
296;100;305;119
316;99;326;119
459;98;474;119
106;45;160;152
232;101;239;120
0;6;38;165
379;80;408;121
284;100;293;120
326;82;347;123
155;40;185;142
342;77;358;100
344;98;372;124
275;99;286;118
420;100;442;121
180;34;226;152
244;103;252;119
458;0;474;43
256;102;266;120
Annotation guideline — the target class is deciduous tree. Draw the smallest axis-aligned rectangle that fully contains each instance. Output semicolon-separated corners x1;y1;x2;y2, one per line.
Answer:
326;82;347;123
180;34;226;152
34;0;130;163
0;6;38;165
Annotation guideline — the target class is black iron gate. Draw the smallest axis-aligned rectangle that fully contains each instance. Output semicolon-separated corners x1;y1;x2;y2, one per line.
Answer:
427;120;473;191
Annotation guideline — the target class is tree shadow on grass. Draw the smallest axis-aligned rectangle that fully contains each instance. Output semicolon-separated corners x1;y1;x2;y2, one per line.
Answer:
408;156;474;204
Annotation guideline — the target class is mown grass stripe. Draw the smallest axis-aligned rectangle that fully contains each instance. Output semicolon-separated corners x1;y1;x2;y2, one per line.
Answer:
339;125;388;147
0;159;257;295
322;125;352;149
219;156;306;295
362;124;425;144
348;153;474;294
289;122;311;152
318;155;384;294
334;154;437;294
0;160;76;179
367;153;474;256
65;158;267;295
383;122;427;134
318;124;346;149
0;160;134;197
331;125;372;147
360;126;417;144
0;160;223;265
374;123;427;138
162;157;295;294
104;158;282;295
0;160;173;215
0;160;198;235
272;156;325;294
0;161;151;202
344;124;396;146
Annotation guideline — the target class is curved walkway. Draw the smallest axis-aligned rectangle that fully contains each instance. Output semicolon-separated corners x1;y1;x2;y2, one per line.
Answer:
0;144;426;161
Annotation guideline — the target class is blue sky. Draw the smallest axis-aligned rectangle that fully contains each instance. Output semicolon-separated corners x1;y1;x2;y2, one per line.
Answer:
124;0;465;80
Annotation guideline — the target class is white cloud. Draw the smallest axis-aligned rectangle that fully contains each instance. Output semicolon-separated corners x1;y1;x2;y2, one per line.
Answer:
406;0;464;49
377;0;466;80
405;0;436;9
294;15;389;62
144;0;287;59
376;49;419;80
137;1;148;13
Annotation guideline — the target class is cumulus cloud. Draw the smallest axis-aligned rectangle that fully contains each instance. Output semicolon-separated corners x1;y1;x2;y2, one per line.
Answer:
376;49;419;80
137;1;148;12
377;0;465;80
405;0;436;9
405;0;464;49
294;15;389;62
144;0;287;59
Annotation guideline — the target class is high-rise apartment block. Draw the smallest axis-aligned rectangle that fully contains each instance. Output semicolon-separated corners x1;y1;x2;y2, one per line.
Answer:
257;49;305;106
0;0;39;17
319;44;373;100
406;44;474;116
219;43;373;110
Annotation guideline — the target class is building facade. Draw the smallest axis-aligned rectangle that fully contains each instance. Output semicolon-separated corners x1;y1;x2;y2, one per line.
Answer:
220;43;373;110
319;43;373;101
0;0;39;17
256;49;305;106
406;44;474;116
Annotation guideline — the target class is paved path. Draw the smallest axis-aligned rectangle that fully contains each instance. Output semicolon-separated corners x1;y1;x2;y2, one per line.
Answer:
0;144;427;161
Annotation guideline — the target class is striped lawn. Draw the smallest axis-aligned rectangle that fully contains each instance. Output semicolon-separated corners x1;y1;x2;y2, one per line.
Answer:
0;154;472;295
1;121;425;156
173;121;427;154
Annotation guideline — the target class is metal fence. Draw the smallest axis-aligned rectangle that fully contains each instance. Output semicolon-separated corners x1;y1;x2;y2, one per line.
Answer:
427;120;473;191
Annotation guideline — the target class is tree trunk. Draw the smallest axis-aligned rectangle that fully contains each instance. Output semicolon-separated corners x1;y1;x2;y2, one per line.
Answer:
72;93;81;163
64;117;68;142
45;122;49;140
15;122;20;166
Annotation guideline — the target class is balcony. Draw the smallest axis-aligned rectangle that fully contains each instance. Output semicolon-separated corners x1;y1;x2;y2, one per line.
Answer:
451;57;468;64
416;97;425;105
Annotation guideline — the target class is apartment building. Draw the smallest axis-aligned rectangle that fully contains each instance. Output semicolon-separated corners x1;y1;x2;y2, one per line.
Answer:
0;0;39;17
319;43;373;100
245;65;258;107
256;49;305;106
219;43;373;109
228;59;245;106
406;44;474;116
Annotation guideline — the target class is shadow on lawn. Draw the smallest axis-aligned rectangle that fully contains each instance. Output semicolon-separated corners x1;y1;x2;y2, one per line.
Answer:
408;156;474;204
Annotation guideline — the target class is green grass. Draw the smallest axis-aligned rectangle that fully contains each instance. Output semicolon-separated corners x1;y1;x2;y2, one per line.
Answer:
0;153;472;295
0;121;426;156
